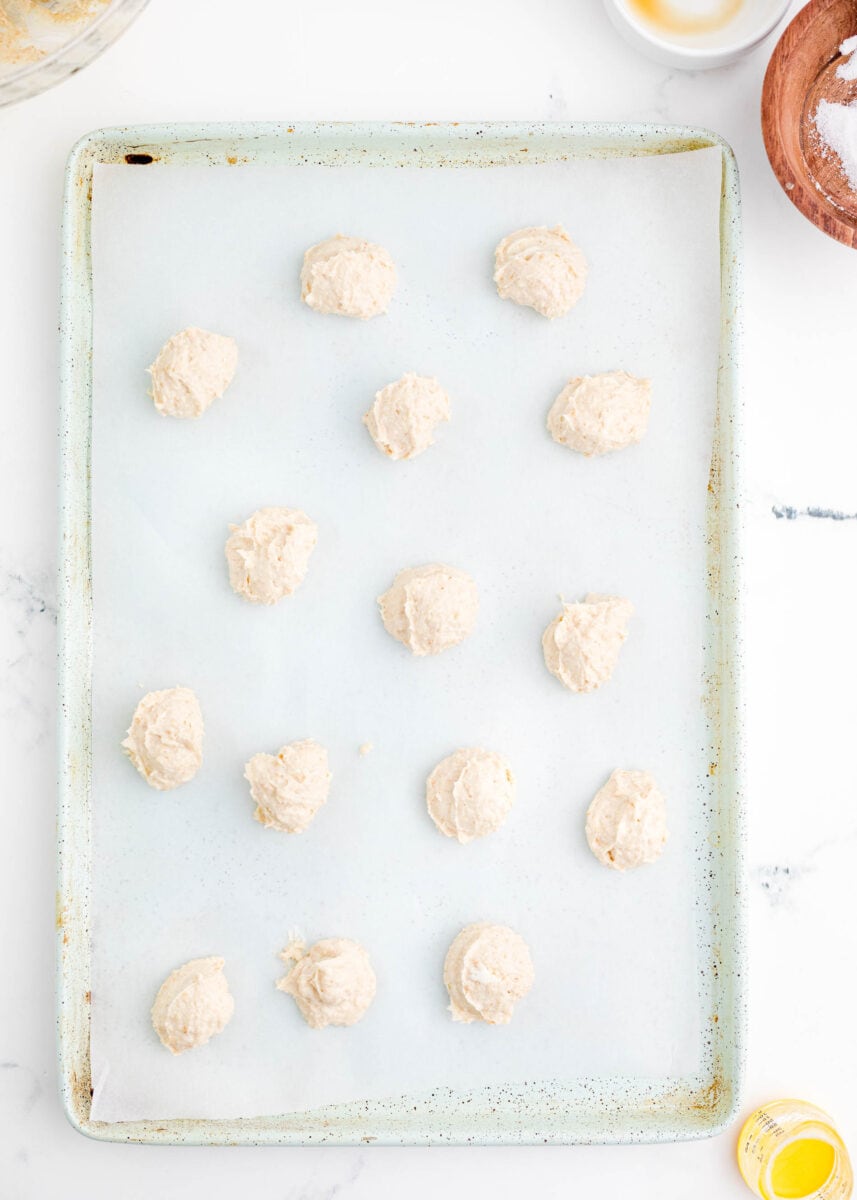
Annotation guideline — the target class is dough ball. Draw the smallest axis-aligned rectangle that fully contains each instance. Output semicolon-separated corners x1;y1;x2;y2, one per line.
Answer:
148;327;238;419
151;956;234;1054
548;371;652;457
225;506;317;605
426;747;515;843
443;923;534;1025
276;937;376;1028
300;234;397;319
122;686;203;791
493;225;587;319
245;738;331;833
585;769;668;872
542;593;633;694
378;563;478;657
363;372;451;461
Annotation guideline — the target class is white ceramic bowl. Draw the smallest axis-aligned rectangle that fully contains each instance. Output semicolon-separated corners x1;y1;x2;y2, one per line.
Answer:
603;0;791;69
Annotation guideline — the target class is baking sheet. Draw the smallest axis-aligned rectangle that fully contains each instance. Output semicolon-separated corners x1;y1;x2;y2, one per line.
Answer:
85;146;723;1124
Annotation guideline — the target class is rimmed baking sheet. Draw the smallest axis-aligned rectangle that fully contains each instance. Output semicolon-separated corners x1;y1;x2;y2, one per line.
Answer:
58;121;743;1145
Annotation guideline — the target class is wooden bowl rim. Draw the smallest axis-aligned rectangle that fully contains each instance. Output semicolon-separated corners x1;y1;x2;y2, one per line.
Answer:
761;0;857;249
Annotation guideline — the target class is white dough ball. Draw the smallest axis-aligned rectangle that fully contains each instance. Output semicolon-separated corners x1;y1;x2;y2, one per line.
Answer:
378;563;478;657
585;769;668;872
426;747;515;843
542;593;633;693
494;225;587;319
548;371;652;457
122;686;203;791
244;738;331;834
276;937;376;1028
151;957;234;1054
148;327;237;418
225;506;317;605
300;234;396;319
443;923;534;1025
363;372;451;461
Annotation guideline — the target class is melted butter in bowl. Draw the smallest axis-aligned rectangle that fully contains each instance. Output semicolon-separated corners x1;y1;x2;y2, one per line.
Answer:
603;0;790;68
626;0;744;36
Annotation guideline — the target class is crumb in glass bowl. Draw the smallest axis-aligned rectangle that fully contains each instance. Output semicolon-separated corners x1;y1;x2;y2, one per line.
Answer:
0;0;147;106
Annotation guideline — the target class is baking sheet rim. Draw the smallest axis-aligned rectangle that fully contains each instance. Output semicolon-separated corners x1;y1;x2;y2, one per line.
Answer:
57;120;745;1146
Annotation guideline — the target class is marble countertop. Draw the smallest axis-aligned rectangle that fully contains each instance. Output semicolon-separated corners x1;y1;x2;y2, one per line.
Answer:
2;1;856;1195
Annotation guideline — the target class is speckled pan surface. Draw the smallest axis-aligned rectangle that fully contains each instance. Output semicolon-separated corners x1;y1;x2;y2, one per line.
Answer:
58;122;744;1146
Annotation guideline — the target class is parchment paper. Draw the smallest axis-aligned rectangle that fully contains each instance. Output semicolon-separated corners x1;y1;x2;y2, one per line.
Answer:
88;146;722;1121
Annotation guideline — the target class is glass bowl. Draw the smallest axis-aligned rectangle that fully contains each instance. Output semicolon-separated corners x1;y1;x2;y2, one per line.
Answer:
0;0;149;109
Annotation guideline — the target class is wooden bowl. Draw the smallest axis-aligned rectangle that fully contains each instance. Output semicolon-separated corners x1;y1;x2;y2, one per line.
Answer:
762;0;857;248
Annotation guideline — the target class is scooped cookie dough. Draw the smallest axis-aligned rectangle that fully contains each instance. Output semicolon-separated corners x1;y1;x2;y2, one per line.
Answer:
147;327;238;419
548;371;652;457
542;594;633;693
427;748;515;843
494;225;588;319
244;738;331;833
276;937;376;1028
443;923;534;1025
151;956;234;1055
586;769;668;872
378;563;478;657
363;372;451;461
225;506;317;605
122;686;203;791
300;234;397;319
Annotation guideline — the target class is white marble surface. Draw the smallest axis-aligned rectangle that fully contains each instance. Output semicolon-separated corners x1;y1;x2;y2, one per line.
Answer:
2;1;856;1195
